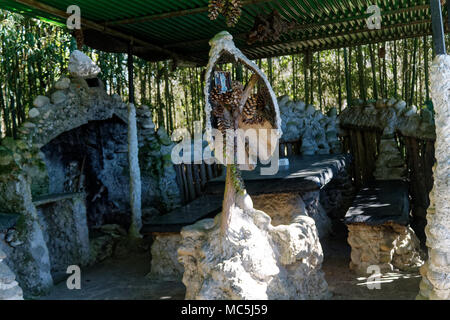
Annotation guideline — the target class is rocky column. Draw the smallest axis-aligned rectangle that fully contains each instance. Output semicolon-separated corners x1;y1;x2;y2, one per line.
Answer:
373;108;406;180
418;55;450;300
127;103;142;238
177;193;330;300
0;249;23;300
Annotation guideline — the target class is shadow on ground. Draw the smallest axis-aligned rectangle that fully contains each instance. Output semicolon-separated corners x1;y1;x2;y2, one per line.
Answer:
41;222;421;300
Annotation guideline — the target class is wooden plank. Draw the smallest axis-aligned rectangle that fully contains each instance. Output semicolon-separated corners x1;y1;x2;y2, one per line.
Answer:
180;164;190;204
355;130;367;184
206;163;214;180
200;162;207;189
174;164;186;204
185;164;196;202
193;164;202;196
349;130;361;188
286;143;293;156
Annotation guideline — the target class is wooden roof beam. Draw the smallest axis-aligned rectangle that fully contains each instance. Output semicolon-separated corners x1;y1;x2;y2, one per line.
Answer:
163;3;430;49
103;0;273;26
14;0;204;65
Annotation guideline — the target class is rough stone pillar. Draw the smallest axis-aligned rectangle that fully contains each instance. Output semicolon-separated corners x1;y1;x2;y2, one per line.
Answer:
177;193;330;300
127;103;142;238
0;249;23;300
418;55;450;300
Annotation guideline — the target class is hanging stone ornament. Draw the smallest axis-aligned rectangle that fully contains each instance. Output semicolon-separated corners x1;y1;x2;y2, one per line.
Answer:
204;31;282;170
177;31;330;300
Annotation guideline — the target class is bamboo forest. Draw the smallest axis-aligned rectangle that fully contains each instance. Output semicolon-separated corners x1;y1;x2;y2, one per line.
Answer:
0;9;440;138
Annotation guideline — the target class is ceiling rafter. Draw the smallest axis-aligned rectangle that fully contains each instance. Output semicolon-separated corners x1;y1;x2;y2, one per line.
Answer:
13;0;204;65
103;0;274;26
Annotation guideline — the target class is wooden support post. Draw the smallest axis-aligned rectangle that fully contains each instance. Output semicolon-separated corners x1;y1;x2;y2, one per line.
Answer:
430;0;446;55
236;63;243;82
357;45;366;102
304;52;309;105
344;47;352;108
268;57;273;84
128;43;135;104
393;41;398;98
369;44;378;100
424;36;430;102
337;49;342;112
410;38;419;106
318;52;323;111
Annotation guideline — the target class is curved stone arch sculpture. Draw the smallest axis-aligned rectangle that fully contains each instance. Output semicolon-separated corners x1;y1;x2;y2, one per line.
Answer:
203;31;282;153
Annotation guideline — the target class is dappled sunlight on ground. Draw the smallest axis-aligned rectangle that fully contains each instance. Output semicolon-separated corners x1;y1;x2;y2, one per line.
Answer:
321;224;422;300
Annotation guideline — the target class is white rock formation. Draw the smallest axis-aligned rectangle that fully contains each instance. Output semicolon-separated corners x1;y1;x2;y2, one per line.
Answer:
148;233;184;281
54;77;71;90
0;249;23;300
418;55;450;300
347;223;423;275
177;193;330;300
127;103;142;238
68;50;101;79
277;96;341;155
33;96;50;108
373;138;406;180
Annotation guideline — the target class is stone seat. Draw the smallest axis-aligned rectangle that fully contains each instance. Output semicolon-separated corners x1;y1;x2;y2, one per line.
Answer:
344;180;410;226
344;180;423;274
142;195;222;281
141;195;223;234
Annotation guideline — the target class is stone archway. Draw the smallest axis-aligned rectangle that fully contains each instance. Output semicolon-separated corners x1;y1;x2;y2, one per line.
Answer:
0;53;180;296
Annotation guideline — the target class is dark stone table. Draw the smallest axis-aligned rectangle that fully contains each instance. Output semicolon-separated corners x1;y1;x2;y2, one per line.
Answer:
141;195;223;233
205;154;350;195
142;154;350;234
344;180;410;226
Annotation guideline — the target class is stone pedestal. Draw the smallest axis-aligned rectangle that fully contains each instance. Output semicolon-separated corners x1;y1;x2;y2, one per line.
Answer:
252;192;331;239
177;195;329;300
347;223;423;275
35;193;90;282
148;232;184;281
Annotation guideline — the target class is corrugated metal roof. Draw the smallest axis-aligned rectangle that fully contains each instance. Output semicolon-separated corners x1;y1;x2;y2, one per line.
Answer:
0;0;439;64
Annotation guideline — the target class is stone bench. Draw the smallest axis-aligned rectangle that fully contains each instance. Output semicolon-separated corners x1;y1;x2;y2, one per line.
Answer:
141;195;222;280
344;180;423;274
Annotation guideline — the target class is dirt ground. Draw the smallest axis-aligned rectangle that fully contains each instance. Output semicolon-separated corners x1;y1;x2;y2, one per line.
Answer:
41;223;422;300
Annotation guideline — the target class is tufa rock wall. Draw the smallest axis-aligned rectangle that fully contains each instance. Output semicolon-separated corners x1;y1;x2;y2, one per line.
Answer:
178;193;330;300
278;95;342;155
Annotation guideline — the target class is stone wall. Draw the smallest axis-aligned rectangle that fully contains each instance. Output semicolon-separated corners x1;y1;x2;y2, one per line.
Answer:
339;98;435;141
0;50;181;296
36;194;90;282
347;223;423;275
278;95;341;154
